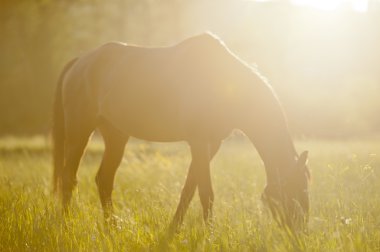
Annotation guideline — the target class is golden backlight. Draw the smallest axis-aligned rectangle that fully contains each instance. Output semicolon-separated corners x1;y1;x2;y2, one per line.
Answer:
1;2;380;251
0;1;379;137
236;0;380;137
291;0;368;12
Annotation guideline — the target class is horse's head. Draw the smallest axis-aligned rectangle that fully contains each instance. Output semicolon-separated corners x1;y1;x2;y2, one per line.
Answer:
262;151;310;231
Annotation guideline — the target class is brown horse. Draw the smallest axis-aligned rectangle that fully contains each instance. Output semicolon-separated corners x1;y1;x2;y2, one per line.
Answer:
52;33;310;231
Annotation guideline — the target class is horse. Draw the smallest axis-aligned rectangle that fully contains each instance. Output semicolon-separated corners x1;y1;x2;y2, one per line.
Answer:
52;32;310;231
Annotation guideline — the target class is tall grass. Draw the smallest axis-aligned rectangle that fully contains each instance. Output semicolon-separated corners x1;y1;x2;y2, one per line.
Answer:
0;136;379;251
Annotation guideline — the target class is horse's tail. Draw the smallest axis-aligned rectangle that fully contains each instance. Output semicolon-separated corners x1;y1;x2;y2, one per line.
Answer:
52;57;78;195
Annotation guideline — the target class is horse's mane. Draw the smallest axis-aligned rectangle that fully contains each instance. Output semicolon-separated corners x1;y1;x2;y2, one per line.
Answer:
185;32;271;85
178;31;225;47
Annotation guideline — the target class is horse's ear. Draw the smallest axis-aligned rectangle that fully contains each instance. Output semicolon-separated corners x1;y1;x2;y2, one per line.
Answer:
298;151;308;167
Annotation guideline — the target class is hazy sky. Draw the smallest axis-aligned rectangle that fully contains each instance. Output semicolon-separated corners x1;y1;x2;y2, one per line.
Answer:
254;0;370;12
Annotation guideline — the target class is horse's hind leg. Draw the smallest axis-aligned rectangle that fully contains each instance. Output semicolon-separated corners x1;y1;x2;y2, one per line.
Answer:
62;124;94;210
95;121;128;220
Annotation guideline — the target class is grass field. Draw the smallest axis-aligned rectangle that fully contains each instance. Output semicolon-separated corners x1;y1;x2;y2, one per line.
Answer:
0;136;379;251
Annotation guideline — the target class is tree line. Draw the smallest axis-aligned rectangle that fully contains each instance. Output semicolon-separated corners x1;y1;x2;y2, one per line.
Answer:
1;0;379;137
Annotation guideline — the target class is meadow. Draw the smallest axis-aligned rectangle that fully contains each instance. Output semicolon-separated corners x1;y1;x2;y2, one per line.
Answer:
0;136;379;251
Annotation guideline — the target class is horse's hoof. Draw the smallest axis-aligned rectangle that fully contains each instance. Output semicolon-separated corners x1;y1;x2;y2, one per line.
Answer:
167;221;181;238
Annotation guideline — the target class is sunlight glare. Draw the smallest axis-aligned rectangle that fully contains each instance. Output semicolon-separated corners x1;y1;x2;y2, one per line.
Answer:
351;0;368;12
291;0;343;11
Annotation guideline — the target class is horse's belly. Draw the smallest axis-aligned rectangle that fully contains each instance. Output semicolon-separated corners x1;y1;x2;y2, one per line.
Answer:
97;76;234;142
100;111;231;143
98;96;187;141
116;116;186;142
98;101;232;142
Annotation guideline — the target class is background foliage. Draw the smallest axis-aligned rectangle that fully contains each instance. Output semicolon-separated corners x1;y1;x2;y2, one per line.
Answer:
1;0;380;137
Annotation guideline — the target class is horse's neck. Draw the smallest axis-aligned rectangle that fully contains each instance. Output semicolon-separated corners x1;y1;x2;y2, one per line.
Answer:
241;83;298;185
252;129;297;185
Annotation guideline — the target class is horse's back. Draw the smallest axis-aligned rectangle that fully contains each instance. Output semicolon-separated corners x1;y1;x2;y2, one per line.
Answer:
62;35;250;141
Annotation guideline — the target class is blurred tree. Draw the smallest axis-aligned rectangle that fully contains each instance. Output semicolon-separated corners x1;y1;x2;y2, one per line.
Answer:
0;0;379;137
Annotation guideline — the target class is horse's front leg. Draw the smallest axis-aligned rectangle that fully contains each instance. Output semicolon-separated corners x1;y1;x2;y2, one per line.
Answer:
170;140;211;231
198;140;221;223
170;161;199;231
198;161;213;223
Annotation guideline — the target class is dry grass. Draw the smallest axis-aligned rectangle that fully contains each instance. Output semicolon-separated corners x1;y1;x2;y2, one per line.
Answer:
0;136;379;251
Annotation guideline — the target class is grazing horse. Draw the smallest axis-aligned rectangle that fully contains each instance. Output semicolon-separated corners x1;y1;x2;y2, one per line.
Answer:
52;33;310;230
